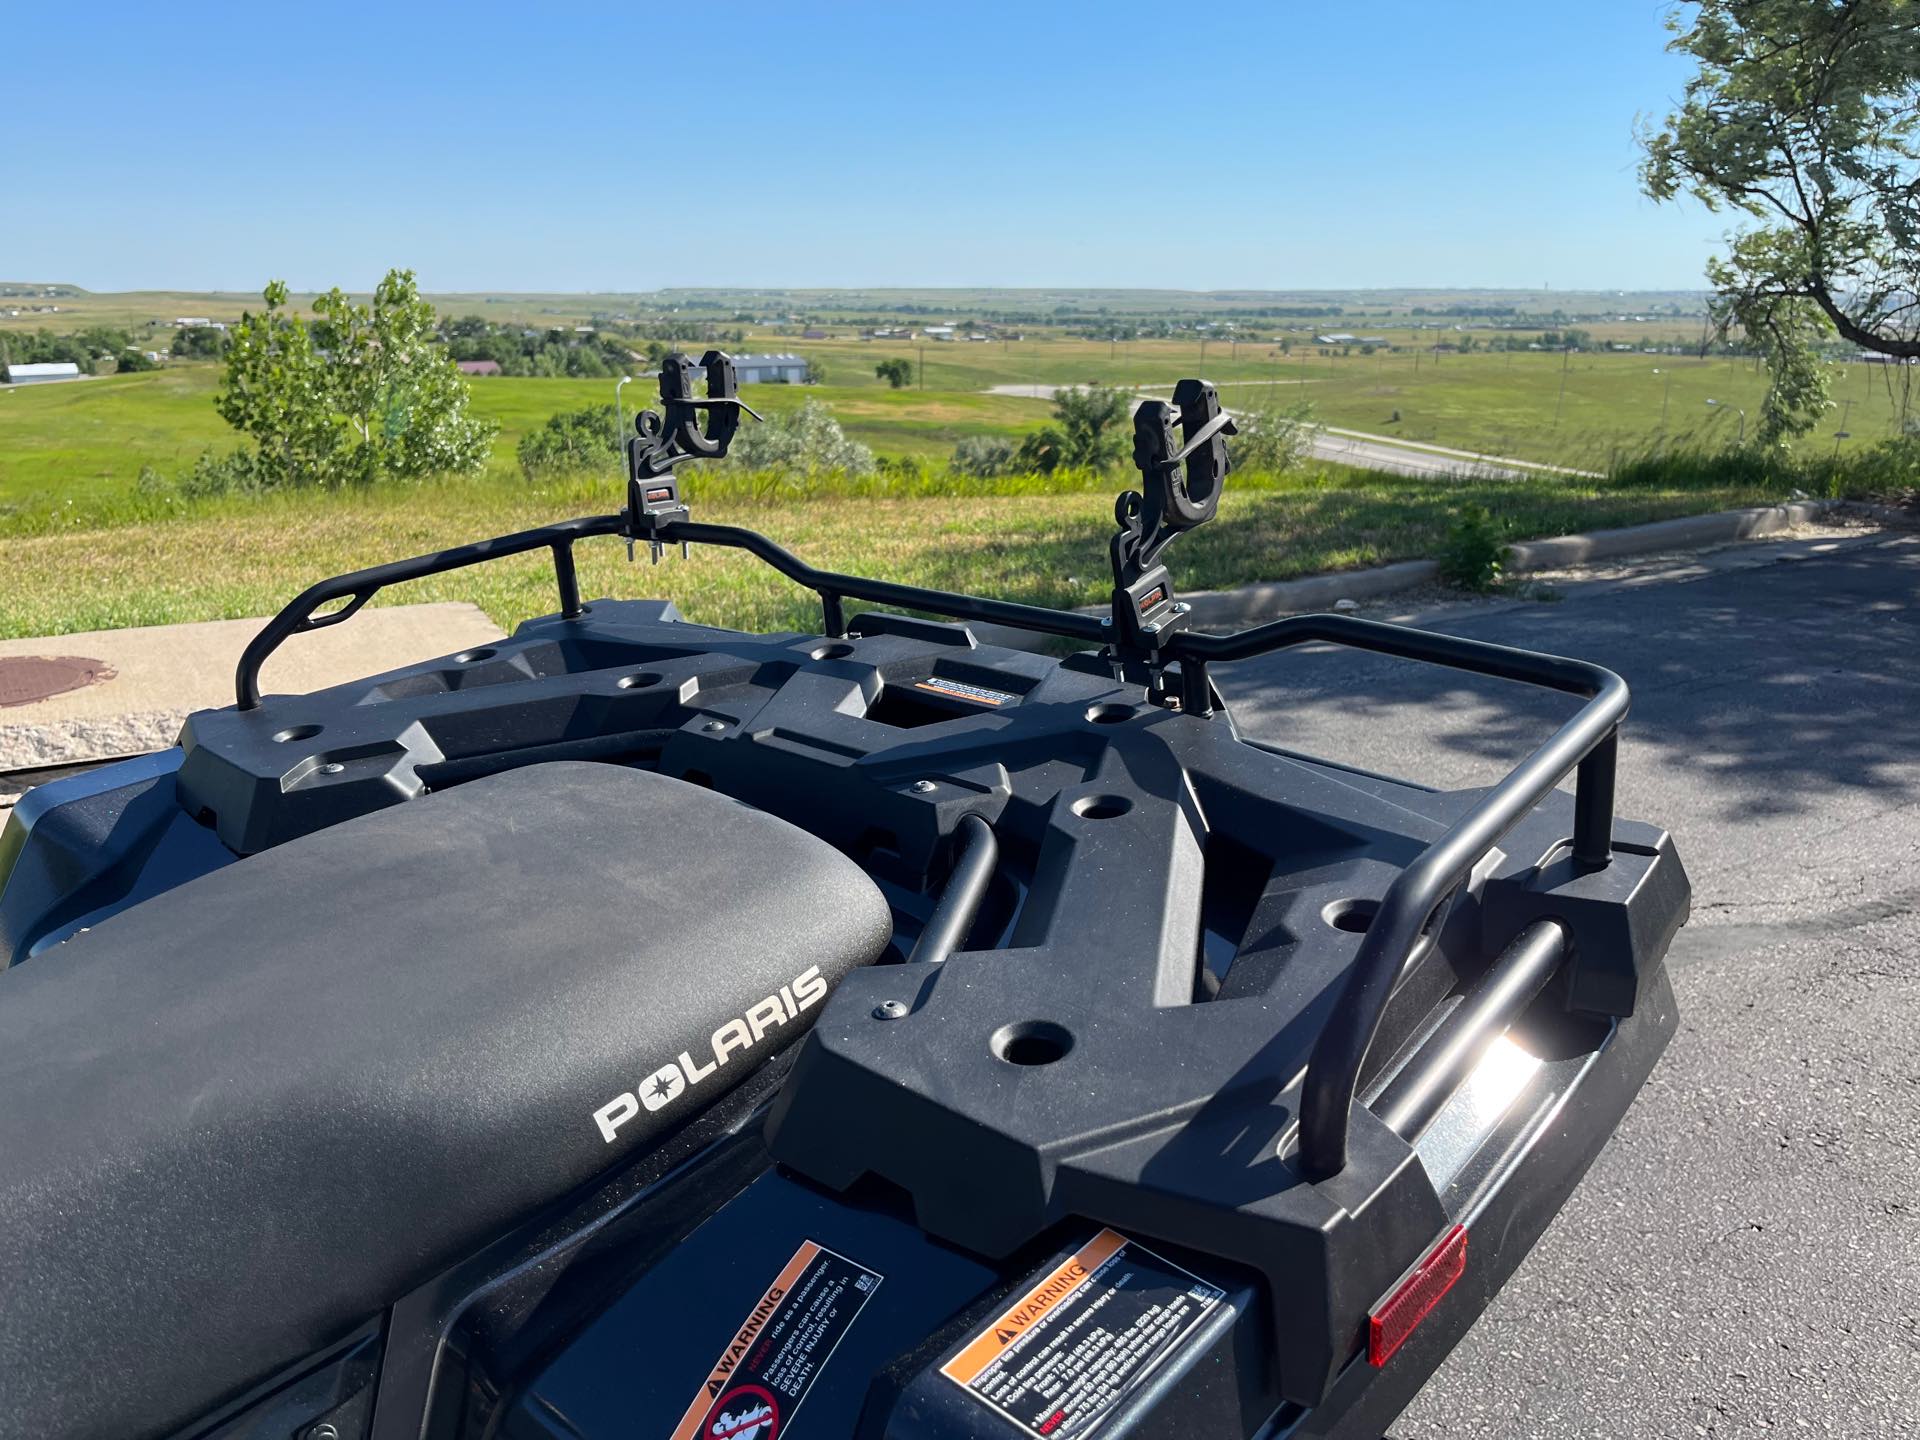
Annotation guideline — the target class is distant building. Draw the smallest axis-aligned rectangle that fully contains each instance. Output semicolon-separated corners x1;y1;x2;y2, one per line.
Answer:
1315;333;1360;345
3;361;82;384
174;317;226;330
923;326;956;341
732;353;810;384
456;360;502;376
801;327;829;340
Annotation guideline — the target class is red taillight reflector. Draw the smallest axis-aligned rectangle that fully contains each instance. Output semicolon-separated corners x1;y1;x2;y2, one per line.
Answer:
1367;1224;1468;1367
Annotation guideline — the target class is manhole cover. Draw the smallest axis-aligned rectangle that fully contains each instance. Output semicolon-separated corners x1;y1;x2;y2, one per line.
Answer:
0;656;117;708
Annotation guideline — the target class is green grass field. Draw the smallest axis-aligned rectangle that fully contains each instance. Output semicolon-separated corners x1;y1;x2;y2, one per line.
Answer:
4;343;1909;529
3;315;1910;643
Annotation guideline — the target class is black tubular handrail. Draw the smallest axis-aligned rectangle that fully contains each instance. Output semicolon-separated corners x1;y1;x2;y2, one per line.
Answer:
235;516;1109;710
234;514;625;709
906;814;999;965
1372;918;1568;1144
670;521;1111;646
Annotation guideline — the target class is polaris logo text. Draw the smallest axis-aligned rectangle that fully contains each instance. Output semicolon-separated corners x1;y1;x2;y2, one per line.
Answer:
592;965;829;1142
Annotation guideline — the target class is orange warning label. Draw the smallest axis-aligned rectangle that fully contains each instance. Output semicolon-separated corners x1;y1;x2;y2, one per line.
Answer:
940;1227;1224;1438
941;1228;1128;1386
669;1238;884;1440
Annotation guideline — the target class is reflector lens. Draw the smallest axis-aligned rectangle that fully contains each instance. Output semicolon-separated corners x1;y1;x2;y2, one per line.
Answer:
1368;1224;1468;1366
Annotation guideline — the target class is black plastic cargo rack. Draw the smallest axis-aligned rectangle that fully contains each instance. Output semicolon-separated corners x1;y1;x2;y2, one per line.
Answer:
234;506;1626;1193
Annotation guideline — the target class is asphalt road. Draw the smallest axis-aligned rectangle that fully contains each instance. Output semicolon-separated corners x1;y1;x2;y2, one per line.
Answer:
1305;429;1526;481
1216;529;1920;1437
982;384;1535;480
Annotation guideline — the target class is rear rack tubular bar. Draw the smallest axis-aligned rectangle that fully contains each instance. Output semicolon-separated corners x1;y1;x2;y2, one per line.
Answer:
233;513;1627;1183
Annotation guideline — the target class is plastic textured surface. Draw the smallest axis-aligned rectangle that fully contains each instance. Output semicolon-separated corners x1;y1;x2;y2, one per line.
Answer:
0;761;890;1440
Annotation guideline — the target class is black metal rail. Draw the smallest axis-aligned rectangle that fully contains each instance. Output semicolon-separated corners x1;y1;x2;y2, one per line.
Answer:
906;814;999;966
232;511;1627;1182
1373;918;1568;1144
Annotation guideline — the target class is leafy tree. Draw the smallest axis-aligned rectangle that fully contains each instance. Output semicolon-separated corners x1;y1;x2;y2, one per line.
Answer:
875;358;914;388
218;271;495;487
1641;0;1920;443
1015;384;1133;472
114;349;158;373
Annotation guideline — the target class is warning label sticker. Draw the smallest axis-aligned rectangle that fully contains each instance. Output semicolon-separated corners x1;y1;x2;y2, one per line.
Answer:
940;1228;1225;1438
670;1239;884;1440
914;677;1018;707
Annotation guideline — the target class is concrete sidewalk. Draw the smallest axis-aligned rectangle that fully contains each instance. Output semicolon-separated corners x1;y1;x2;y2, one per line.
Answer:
0;602;505;772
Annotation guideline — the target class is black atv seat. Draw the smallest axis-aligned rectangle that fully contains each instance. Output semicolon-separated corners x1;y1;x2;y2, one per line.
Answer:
0;762;892;1440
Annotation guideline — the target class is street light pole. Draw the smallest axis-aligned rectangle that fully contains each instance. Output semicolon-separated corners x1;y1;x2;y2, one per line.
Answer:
615;374;634;454
1654;367;1672;428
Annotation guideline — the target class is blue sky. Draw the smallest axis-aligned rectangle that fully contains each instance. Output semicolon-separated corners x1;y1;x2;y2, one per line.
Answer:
3;2;1726;294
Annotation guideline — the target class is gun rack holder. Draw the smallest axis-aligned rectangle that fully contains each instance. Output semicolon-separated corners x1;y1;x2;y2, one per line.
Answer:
207;353;1688;1405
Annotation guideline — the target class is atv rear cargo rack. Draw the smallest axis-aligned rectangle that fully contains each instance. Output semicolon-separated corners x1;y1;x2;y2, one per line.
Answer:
231;360;1631;1188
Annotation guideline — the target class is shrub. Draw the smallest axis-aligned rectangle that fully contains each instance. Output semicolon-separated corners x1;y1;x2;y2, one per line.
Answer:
1230;401;1320;475
950;435;1017;477
723;399;874;475
178;450;261;498
875;359;913;389
1438;505;1511;591
517;405;622;482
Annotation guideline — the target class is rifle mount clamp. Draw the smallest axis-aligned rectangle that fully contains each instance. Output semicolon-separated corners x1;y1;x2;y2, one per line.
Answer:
1106;377;1236;693
624;350;761;562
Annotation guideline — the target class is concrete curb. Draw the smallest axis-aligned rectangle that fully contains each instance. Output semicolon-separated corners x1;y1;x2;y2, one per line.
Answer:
1502;500;1833;572
966;500;1847;650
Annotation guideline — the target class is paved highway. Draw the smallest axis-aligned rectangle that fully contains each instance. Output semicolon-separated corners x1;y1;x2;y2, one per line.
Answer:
1217;529;1920;1437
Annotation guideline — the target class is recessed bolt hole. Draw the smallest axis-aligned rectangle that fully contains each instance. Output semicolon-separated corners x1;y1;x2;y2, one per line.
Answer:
992;1020;1074;1067
911;779;938;794
1085;703;1135;725
319;762;346;775
703;718;729;732
1071;794;1133;820
273;724;322;743
811;642;856;661
455;647;496;664
1323;899;1378;934
873;1000;909;1021
618;671;662;689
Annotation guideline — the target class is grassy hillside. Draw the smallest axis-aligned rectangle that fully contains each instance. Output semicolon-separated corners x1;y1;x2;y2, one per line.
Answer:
1;464;1805;643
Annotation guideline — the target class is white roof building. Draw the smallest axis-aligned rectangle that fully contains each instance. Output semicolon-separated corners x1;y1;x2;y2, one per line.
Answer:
731;353;809;384
4;361;83;384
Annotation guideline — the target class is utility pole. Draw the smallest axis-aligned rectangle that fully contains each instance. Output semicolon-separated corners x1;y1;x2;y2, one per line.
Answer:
1554;348;1571;428
918;343;925;389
